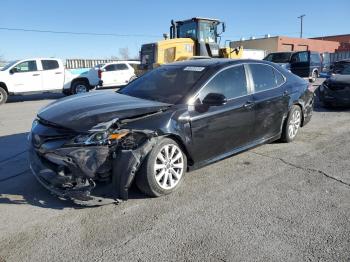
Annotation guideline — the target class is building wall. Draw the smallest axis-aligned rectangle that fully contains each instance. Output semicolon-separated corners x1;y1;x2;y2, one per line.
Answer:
311;34;350;51
231;37;279;54
278;37;340;53
231;36;340;54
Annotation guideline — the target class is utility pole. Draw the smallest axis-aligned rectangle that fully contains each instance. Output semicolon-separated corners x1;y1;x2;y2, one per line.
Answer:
298;15;306;38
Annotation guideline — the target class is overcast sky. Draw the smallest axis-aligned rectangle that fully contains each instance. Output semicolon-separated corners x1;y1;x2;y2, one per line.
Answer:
1;0;349;60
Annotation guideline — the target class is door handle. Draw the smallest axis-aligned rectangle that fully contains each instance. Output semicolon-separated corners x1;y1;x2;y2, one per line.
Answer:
55;72;62;74
32;73;40;76
243;101;255;109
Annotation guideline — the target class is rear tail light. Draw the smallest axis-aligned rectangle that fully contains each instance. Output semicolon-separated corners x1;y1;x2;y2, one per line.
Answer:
98;69;102;79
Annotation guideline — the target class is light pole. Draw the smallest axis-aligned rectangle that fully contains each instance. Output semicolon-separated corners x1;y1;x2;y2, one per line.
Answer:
298;15;306;38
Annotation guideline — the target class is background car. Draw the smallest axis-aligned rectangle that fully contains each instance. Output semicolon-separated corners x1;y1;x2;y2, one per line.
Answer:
95;61;140;88
263;51;294;70
29;59;314;203
318;59;350;107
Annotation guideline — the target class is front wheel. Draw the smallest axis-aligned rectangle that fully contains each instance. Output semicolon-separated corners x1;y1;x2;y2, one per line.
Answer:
0;87;8;105
136;138;187;197
281;105;302;143
71;81;90;95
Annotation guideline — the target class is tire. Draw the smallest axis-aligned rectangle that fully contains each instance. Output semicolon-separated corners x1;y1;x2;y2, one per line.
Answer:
0;87;8;105
281;105;302;143
71;80;90;95
136;138;187;197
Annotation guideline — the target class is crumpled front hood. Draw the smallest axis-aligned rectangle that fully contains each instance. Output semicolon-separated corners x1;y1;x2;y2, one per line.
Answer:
38;91;171;132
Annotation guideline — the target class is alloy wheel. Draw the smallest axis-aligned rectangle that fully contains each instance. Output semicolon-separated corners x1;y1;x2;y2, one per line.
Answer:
75;84;87;94
154;144;184;190
288;110;301;139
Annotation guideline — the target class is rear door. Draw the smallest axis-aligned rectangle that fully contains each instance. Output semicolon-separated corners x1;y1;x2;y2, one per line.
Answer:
40;59;64;90
290;51;310;77
115;63;132;85
189;64;255;162
248;63;288;140
102;64;120;86
8;60;42;92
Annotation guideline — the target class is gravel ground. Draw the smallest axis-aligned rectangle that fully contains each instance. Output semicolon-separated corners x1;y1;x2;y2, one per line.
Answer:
0;81;349;262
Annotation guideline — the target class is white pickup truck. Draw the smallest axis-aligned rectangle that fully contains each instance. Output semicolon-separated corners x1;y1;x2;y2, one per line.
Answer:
0;58;100;104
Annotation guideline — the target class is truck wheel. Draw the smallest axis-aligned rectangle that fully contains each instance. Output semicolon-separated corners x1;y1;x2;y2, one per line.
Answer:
0;87;8;105
136;138;187;197
71;81;89;95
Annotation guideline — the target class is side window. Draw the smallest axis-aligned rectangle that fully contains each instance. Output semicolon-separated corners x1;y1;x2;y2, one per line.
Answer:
116;64;128;70
198;65;248;101
249;64;277;92
41;60;59;70
13;60;37;73
273;69;285;86
291;52;309;63
104;64;117;71
311;54;321;63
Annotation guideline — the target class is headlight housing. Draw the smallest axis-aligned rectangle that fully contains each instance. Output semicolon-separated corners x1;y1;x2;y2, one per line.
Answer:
71;130;129;146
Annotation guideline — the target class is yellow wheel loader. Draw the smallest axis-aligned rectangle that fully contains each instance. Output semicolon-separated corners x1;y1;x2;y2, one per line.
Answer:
140;17;243;70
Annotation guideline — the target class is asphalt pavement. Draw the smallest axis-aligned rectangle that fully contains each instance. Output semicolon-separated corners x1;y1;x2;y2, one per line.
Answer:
0;81;349;261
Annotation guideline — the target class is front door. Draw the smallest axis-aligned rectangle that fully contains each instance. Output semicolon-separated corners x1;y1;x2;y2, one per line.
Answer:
9;60;42;92
290;51;310;78
102;64;122;87
188;64;255;163
40;59;64;90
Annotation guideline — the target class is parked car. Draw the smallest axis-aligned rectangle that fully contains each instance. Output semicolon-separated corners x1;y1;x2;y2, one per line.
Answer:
0;58;100;104
29;59;314;204
94;61;140;88
263;51;294;70
264;51;322;82
319;59;350;107
290;51;322;82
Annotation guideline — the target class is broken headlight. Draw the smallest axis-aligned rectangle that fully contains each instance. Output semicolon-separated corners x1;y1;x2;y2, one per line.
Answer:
71;130;129;146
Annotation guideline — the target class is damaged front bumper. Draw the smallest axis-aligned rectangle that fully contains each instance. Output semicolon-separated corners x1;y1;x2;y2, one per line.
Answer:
28;129;158;206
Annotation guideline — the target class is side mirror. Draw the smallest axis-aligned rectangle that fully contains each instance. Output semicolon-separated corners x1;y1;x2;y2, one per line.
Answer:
222;22;226;33
9;68;17;74
202;93;227;106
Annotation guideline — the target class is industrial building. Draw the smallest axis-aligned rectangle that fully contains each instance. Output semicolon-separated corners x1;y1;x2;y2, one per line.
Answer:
231;36;341;54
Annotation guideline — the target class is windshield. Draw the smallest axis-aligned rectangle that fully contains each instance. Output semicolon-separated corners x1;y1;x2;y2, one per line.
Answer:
198;21;217;43
178;21;197;39
264;53;293;63
119;65;207;104
1;60;19;71
333;62;350;75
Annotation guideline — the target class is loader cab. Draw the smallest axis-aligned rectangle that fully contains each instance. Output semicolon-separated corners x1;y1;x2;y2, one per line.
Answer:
170;17;225;57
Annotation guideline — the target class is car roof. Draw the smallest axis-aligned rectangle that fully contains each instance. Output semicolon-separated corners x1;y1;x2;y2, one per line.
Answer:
165;58;273;68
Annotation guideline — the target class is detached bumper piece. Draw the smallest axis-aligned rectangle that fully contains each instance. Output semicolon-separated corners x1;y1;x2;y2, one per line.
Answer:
29;147;119;206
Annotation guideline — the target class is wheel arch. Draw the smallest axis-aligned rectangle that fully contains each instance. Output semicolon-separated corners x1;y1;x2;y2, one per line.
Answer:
162;134;194;168
70;77;91;89
0;82;8;93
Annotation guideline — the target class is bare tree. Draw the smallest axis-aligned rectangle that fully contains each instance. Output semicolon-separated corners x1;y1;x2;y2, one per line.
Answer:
119;47;130;60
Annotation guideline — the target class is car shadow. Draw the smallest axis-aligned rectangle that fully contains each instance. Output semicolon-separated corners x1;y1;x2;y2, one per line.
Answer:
0;132;147;209
7;92;65;103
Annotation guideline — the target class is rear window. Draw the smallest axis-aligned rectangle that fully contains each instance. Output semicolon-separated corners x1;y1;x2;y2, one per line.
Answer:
41;60;59;70
264;52;293;63
116;64;128;70
249;64;278;92
119;65;206;104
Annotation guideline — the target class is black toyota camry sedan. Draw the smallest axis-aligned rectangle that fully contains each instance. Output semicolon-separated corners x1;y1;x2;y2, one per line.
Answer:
29;59;314;203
